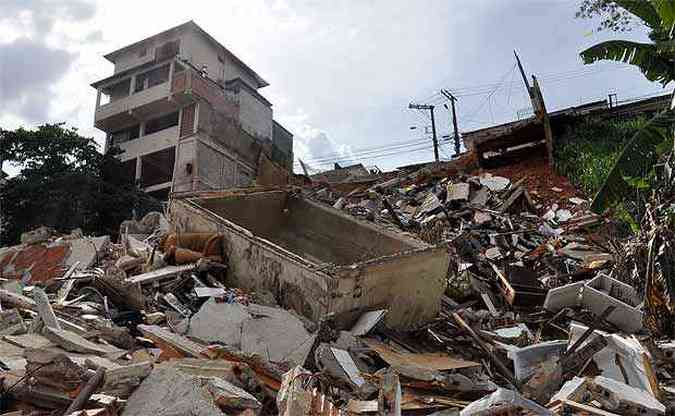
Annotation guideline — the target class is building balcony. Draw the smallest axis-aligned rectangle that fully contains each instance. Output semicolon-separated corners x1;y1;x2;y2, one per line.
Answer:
94;59;239;133
94;61;178;132
116;125;179;162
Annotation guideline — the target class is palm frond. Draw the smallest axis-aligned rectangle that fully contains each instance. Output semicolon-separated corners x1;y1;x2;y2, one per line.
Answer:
650;0;675;36
580;40;675;85
591;103;675;213
614;0;661;28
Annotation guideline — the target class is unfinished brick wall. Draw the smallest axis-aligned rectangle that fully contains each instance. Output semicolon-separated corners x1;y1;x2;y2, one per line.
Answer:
180;104;196;137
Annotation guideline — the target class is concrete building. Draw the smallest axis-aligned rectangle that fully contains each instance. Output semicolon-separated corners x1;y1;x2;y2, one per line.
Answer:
92;21;293;199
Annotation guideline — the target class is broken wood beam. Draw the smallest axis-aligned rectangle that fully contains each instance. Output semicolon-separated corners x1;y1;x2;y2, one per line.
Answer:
451;312;519;389
125;264;195;285
63;366;106;415
137;324;206;358
565;306;614;356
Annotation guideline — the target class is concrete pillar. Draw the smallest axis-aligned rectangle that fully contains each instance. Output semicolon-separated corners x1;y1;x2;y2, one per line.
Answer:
129;75;136;95
176;107;183;141
168;60;175;87
135;157;142;188
193;103;199;134
96;89;102;108
139;121;146;137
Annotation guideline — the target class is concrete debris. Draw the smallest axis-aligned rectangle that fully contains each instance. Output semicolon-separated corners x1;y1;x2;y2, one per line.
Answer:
545;273;643;333
188;299;316;366
460;388;554;415
3;159;675;416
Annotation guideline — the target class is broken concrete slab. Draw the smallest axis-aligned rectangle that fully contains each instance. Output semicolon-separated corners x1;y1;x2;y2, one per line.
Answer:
447;182;470;202
121;366;225;416
460;388;554;416
479;175;510;192
507;340;567;382
568;323;657;396
240;305;316;366
33;287;61;330
188;300;317;367
350;309;387;336
203;376;262;412
589;376;665;415
548;376;588;407
43;327;124;357
188;299;251;347
0;309;26;336
65;236;110;269
544;274;643;333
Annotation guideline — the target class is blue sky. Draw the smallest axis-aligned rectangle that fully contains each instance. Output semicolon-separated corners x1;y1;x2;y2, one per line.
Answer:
1;0;672;173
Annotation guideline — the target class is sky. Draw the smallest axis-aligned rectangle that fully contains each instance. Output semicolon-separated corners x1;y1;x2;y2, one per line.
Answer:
0;0;672;174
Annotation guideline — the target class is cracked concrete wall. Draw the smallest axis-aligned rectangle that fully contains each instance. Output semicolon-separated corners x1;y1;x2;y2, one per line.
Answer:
168;191;449;329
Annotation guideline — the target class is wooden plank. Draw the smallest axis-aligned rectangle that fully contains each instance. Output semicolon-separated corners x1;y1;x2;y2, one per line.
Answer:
126;264;194;285
137;324;206;358
364;338;480;371
560;400;621;415
56;261;81;305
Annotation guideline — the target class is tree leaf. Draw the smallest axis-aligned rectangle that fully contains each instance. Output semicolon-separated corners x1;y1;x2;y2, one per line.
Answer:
580;40;675;85
591;99;675;213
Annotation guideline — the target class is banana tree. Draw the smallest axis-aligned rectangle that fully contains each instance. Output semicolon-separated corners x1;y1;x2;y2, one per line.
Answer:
591;93;675;213
580;0;675;86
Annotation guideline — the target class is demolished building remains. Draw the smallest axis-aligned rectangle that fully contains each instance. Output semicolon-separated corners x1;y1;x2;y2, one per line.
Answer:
2;17;675;416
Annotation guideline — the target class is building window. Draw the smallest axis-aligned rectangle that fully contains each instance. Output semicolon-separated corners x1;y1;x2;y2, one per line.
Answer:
134;64;170;93
141;147;175;188
101;78;131;105
110;124;140;146
120;159;137;185
145;111;179;135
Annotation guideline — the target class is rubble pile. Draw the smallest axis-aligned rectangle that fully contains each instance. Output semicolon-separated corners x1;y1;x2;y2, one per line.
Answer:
1;164;674;415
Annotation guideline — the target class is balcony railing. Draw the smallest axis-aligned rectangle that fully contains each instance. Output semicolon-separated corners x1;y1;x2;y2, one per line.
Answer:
117;125;179;161
95;81;171;123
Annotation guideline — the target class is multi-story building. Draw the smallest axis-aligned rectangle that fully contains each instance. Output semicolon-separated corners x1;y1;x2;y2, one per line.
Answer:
92;21;293;199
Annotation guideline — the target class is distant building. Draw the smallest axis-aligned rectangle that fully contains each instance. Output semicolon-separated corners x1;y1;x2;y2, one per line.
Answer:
310;163;372;184
462;93;673;168
92;21;293;199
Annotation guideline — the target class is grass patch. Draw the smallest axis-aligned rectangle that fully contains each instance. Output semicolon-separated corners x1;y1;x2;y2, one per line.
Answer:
555;116;646;197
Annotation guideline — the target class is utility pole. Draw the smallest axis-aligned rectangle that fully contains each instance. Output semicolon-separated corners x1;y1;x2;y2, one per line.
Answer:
408;103;439;162
440;89;460;156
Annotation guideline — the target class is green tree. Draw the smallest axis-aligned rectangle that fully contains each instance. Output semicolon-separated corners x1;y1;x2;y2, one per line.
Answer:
576;1;675;215
0;123;161;245
581;0;675;86
578;0;675;85
576;0;642;32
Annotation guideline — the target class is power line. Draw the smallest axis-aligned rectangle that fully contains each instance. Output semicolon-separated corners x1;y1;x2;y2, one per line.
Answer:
297;141;432;167
295;137;432;165
304;145;433;168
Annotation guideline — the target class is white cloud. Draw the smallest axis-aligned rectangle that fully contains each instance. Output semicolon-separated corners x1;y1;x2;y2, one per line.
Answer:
0;0;667;173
